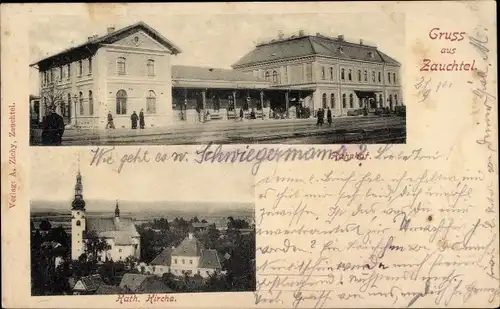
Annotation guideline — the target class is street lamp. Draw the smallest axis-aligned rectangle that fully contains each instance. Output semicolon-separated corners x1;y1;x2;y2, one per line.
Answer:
73;94;78;129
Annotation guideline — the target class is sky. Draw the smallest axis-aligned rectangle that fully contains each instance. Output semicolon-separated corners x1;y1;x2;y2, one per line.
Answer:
30;147;255;206
28;3;405;95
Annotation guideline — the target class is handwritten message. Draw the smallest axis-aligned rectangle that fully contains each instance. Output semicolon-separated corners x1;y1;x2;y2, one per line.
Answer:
252;149;499;308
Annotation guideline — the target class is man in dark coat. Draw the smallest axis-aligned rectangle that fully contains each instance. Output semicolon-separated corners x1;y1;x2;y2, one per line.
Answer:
139;109;145;129
41;108;65;146
327;107;332;126
239;108;244;121
131;111;138;129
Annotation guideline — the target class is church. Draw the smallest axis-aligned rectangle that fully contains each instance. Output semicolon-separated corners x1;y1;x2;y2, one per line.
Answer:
71;169;140;262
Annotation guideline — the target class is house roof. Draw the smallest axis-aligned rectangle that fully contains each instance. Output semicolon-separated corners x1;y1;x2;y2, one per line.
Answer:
95;284;124;295
172;65;268;83
232;34;400;68
172;235;205;257
119;273;153;292
150;247;173;266
199;249;222;269
136;279;174;293
75;274;104;292
30;21;182;67
87;217;139;239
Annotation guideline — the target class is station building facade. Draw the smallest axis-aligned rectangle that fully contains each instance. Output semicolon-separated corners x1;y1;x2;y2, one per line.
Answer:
232;31;403;116
31;23;402;129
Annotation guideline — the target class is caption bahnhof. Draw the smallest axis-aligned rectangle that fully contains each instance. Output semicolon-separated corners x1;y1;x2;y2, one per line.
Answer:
30;22;402;129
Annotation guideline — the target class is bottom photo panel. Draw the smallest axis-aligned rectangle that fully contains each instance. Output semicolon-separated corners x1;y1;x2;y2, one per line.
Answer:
30;149;256;296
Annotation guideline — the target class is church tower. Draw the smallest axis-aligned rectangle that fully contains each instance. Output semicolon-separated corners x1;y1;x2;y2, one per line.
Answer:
114;200;120;226
71;164;86;260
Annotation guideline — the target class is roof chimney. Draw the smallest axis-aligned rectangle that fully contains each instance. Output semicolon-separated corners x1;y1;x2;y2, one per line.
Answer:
338;35;344;41
107;26;116;34
278;30;284;40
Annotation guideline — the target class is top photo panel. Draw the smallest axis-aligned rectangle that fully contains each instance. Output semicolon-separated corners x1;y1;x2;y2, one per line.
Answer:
29;13;406;146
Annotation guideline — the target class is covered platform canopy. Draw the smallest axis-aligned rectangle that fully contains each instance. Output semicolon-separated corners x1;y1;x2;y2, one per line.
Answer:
171;65;314;115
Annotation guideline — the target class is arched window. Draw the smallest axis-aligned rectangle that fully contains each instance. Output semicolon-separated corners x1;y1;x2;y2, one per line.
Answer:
342;93;346;108
76;220;81;226
357;70;361;82
388;72;391;83
265;71;270;81
393;73;396;83
372;71;376;82
147;90;156;113
116;90;127;115
348;69;352;81
59;67;63;80
364;70;368;82
117;57;126;75
321;67;326;80
88;57;92;75
341;69;345;80
349;94;354;108
79;91;84;115
272;70;278;83
330;93;335;108
88;90;93;116
78;60;83;76
329;67;334;80
67;64;71;79
378;71;381;83
147;59;155;76
322;93;327;108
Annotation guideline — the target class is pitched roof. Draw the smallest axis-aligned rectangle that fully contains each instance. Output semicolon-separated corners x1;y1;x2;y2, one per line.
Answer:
87;217;139;239
199;249;222;269
75;274;104;292
95;284;124;295
150;247;173;266
172;65;267;83
136;278;174;293
172;235;205;257
119;273;153;292
232;34;400;68
30;21;182;67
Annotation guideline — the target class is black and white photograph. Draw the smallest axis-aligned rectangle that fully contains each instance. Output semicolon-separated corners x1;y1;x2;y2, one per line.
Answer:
29;13;406;146
30;150;256;296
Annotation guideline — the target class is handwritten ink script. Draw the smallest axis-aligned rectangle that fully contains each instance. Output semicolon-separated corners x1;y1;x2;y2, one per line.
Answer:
253;148;500;308
88;144;369;175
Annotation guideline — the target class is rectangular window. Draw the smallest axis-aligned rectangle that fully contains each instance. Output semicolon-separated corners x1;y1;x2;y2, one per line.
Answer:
67;64;71;79
88;57;92;75
174;259;177;264
78;60;83;76
147;59;155;76
59;67;63;81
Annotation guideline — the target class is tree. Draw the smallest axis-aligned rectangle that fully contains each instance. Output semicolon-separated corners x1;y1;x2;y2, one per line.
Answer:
49;226;69;248
41;81;65;114
84;230;111;262
39;219;52;232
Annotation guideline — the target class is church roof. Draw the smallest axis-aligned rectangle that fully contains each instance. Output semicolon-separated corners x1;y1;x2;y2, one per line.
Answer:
199;249;222;269
150;247;173;266
86;217;139;241
172;234;205;257
232;34;400;68
30;21;182;68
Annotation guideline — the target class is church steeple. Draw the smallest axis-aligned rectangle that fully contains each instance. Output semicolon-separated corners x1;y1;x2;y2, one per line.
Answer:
115;200;120;218
71;156;86;211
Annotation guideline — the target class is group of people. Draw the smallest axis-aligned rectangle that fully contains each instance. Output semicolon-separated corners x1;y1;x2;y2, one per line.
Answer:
316;107;333;127
106;109;146;130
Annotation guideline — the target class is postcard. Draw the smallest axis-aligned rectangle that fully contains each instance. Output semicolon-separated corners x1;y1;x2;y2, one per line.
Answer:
1;2;498;308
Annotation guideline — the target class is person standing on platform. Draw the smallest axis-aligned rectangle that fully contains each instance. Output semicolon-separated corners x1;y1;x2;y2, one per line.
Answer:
139;109;145;129
131;111;138;129
327;107;332;126
106;111;115;129
240;108;244;121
